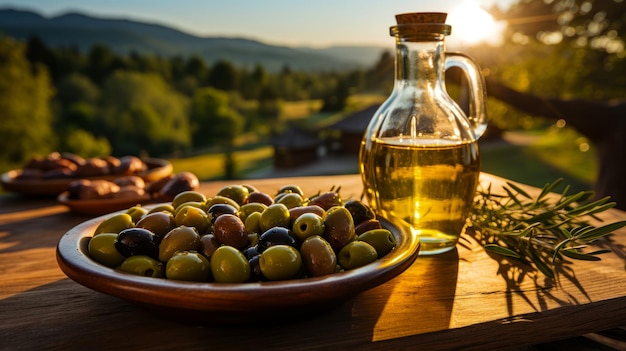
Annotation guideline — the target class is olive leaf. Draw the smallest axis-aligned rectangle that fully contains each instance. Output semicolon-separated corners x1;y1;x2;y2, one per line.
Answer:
468;178;626;278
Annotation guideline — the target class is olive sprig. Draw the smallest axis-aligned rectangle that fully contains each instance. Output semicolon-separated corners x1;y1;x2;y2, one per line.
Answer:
468;178;626;279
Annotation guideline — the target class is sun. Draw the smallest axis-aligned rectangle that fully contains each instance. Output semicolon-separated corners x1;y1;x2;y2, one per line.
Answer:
448;1;503;46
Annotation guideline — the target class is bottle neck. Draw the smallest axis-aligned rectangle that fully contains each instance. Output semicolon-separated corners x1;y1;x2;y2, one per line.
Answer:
394;40;445;88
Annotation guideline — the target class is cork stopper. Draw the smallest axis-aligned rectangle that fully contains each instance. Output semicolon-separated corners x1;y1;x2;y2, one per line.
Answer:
390;12;451;40
395;12;447;25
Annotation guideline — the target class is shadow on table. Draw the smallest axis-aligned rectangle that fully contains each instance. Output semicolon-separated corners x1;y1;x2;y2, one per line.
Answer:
459;227;597;315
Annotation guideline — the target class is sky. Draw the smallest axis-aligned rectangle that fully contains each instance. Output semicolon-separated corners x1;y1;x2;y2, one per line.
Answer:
0;0;517;48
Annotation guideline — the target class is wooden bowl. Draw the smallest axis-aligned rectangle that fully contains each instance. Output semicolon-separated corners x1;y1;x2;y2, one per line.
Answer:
1;157;172;196
57;192;154;216
56;211;420;324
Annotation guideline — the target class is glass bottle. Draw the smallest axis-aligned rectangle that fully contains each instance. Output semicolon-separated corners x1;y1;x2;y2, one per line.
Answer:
359;12;487;255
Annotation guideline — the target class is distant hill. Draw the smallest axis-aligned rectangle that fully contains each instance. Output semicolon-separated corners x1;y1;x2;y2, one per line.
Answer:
0;8;389;72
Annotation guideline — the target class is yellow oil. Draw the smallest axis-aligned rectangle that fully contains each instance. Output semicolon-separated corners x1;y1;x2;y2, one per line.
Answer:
360;136;480;255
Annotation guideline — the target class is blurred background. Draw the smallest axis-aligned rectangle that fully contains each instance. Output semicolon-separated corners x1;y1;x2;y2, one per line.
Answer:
0;0;624;195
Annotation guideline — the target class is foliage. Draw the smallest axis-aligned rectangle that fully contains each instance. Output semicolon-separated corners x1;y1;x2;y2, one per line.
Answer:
469;178;626;278
488;0;624;97
208;60;238;91
189;87;244;148
100;71;191;156
61;129;112;158
0;36;56;163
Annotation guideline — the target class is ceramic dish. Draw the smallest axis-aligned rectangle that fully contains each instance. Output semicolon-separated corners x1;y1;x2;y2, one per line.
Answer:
57;192;154;216
56;211;420;324
1;157;172;196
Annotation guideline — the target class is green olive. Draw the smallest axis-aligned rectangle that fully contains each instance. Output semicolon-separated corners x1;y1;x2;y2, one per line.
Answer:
158;225;202;262
259;245;303;281
216;185;249;205
173;201;208;217
171;190;207;210
206;195;240;210
292;212;325;241
94;213;134;236
337;241;378;270
241;184;258;194
275;192;304;209
358;229;397;257
238;202;268;222
118;255;164;277
135;211;176;240
259;203;290;232
210;246;250;283
300;236;336;277
88;233;126;268
126;205;148;223
165;251;211;282
174;206;210;234
248;233;260;247
147;204;175;215
244;211;262;234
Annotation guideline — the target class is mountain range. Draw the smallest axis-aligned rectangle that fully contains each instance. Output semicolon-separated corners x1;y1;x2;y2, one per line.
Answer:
0;8;390;72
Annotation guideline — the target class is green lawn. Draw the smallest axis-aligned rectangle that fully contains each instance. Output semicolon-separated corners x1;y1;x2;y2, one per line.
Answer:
169;146;273;181
480;127;596;193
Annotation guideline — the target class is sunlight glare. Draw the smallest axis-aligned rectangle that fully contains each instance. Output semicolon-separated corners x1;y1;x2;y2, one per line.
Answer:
448;1;503;46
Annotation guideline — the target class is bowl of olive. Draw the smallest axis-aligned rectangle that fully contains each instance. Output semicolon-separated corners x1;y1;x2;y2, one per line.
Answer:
57;171;200;216
56;184;421;324
1;152;172;196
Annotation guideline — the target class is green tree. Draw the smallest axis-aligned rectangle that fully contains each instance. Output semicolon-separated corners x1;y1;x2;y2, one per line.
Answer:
320;77;350;112
257;84;282;123
208;60;238;91
185;55;209;84
190;87;244;148
489;0;625;99
239;64;268;99
55;73;100;107
0;36;56;164
86;44;128;84
100;71;191;156
61;128;112;158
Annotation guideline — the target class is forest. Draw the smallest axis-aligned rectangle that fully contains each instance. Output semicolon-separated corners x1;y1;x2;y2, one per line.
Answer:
0;0;624;178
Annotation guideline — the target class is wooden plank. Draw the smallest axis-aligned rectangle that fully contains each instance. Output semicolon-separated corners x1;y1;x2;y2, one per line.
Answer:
0;173;625;350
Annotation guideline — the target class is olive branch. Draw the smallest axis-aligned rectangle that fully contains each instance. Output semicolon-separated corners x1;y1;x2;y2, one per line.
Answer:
468;178;626;278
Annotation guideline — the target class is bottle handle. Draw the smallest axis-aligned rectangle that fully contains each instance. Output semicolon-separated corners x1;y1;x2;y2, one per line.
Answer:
445;52;488;139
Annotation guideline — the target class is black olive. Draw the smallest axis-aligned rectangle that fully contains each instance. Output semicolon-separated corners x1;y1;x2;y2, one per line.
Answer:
343;199;376;226
243;246;260;260
114;228;159;259
257;227;297;253
247;255;265;282
207;203;238;224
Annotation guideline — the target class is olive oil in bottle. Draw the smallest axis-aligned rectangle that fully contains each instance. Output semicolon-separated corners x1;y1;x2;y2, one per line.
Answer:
359;12;487;255
361;137;480;254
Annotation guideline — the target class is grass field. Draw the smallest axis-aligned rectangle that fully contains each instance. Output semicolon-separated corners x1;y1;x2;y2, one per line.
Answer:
480;127;596;193
164;125;598;196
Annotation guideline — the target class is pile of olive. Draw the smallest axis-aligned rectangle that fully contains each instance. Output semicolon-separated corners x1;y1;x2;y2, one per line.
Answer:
88;184;397;283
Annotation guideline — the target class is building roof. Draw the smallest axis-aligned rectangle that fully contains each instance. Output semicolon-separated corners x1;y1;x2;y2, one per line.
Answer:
270;125;321;149
326;104;380;134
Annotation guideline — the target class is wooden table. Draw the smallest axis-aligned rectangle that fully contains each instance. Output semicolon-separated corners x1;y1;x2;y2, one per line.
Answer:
1;173;625;350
